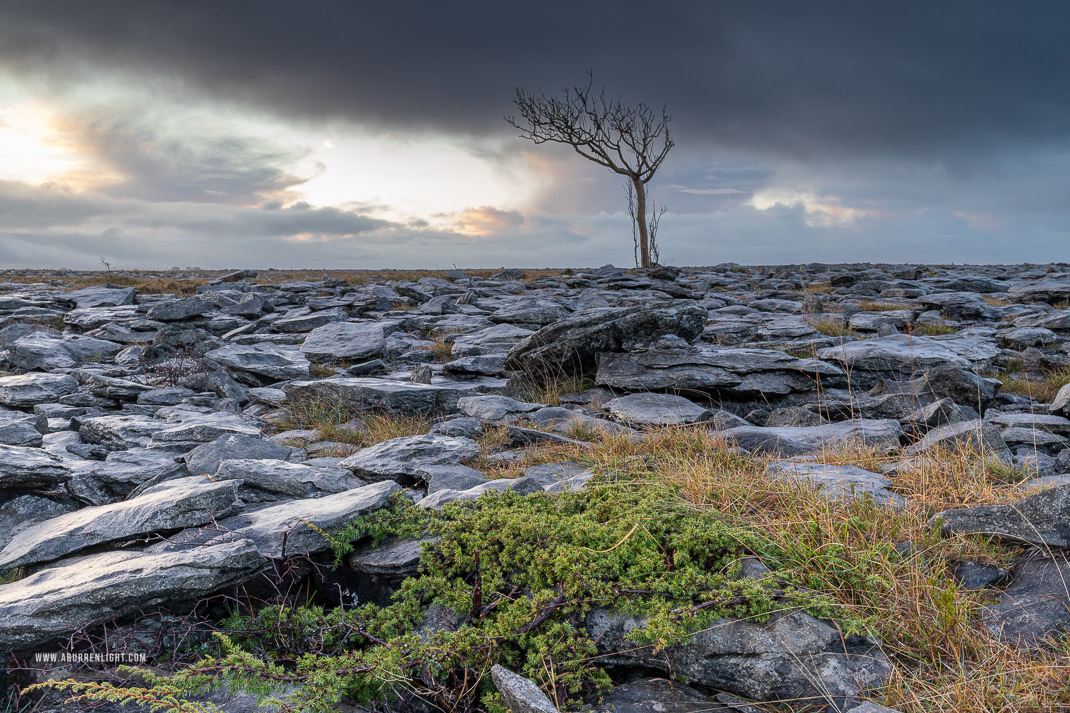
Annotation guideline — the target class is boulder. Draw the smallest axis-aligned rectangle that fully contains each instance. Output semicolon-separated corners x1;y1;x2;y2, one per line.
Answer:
183;433;294;477
66;449;189;505
766;462;906;508
504;301;707;380
214;459;364;502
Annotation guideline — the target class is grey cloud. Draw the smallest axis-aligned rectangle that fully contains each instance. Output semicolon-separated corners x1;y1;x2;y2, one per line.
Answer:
1;2;1069;162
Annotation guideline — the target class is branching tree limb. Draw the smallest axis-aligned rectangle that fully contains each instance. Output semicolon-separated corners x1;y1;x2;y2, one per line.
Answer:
506;71;673;267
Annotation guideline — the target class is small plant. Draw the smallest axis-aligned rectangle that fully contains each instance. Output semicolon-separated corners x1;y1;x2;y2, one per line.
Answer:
811;317;854;337
911;320;957;336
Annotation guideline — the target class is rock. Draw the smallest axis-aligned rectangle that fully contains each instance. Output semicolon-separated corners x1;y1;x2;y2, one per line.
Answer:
950;561;1008;590
423;464;489;493
62;285;137;308
67;449;189;505
490;665;560;713
0;373;79;407
451;323;533;357
300;321;390;362
0;409;46;447
284;376;508;417
583;678;735;713
272;307;347;333
81;373;155;400
765;406;824;427
0;539;265;652
205;343;311;381
418;476;544;510
0;444;70;490
147;296;214;321
442;354;508;375
722;420;903;457
0;476;243;569
183;433;294;477
845;705;904;713
78;414;168;449
0;495;78;551
1007;278;1070;303
10;333;121;370
586;608;892;709
214;459;364;501
905;420;1011;459
766;462;906;508
882;365;1002;411
457;395;542;423
902;398;977;435
1051;383;1070;416
595;347;844;397
409;364;433;384
150;409;262;444
930;484;1070;547
981;554;1070;646
504;301;707;380
339;434;480;485
216;480;399;558
817;334;999;381
604;392;711;426
489;298;572;328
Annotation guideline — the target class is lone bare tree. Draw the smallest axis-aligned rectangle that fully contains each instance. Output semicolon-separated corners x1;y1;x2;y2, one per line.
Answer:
506;72;674;268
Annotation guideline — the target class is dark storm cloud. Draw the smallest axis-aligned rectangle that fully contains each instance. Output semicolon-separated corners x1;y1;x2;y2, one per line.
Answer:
2;1;1069;161
78;113;311;203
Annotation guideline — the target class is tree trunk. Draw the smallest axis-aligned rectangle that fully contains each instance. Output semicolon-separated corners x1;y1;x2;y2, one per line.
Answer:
632;176;651;267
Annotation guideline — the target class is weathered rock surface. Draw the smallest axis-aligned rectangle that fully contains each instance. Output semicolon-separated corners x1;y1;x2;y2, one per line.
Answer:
340;434;481;484
505;301;707;379
604;392;711;426
930;484;1070;547
0;476;243;569
586;608;892;708
0;539;265;652
981;554;1070;646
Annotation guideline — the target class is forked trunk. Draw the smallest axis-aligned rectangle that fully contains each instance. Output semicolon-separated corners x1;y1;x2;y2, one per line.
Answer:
632;176;651;268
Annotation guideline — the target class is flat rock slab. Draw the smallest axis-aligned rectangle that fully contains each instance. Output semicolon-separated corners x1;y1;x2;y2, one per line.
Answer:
340;434;481;484
205;343;311;381
766;462;906;508
0;373;79;407
217;480;399;558
183;433;294;476
904;419;1010;459
0;476;243;569
0;410;45;447
722;420;903;457
981;555;1070;646
930;484;1070;548
596;347;844;396
456;394;542;423
300;321;390;361
817;334;999;377
0;539;265;652
0;444;70;490
283;376;508;416
79;414;170;449
215;458;364;501
605;392;711;426
67;449;189;505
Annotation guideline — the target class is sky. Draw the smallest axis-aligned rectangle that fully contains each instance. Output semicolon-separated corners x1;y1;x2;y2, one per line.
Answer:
1;1;1069;270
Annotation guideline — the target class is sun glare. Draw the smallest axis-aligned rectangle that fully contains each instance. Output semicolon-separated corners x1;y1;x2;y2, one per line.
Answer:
0;102;86;184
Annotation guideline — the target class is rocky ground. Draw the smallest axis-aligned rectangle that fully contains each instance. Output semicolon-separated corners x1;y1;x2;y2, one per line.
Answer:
1;263;1069;713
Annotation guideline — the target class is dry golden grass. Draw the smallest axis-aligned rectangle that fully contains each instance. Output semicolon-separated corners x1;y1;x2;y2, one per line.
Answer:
811;317;855;337
858;300;913;312
275;395;428;447
911;320;958;336
999;365;1070;404
430;334;455;363
554;426;1068;712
